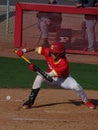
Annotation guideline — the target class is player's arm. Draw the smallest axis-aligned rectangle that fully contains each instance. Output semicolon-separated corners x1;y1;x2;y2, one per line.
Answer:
22;47;35;53
47;70;58;77
48;61;69;78
22;46;43;53
16;47;42;57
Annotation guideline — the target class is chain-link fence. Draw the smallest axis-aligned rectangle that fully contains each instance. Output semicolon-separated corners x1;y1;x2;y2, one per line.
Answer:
0;0;36;33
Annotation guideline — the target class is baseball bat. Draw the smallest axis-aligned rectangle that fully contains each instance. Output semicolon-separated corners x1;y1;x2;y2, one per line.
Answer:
15;50;53;82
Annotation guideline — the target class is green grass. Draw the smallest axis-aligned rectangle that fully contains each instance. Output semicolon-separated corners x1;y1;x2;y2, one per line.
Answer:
70;62;98;90
0;57;98;90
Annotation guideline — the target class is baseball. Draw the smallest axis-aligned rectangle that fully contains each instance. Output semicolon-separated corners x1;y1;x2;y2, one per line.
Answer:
6;96;11;101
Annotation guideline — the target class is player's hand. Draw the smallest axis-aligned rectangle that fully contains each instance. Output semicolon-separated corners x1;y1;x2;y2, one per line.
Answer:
29;64;36;71
16;50;23;57
22;48;27;53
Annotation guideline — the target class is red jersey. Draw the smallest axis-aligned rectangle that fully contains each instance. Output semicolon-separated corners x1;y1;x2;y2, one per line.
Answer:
37;47;69;78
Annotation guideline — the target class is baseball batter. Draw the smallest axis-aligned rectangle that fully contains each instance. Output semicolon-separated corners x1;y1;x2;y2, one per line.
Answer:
17;42;96;109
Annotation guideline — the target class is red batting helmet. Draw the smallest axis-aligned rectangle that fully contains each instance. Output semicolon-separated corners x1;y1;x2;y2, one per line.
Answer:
49;42;66;54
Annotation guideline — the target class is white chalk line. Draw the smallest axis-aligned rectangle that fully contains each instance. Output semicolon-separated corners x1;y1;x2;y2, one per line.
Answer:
13;117;80;123
13;118;49;121
0;99;22;102
44;110;69;114
43;109;91;114
13;117;69;122
12;110;80;122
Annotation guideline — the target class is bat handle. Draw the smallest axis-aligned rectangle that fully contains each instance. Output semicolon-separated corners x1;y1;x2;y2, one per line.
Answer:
35;66;53;82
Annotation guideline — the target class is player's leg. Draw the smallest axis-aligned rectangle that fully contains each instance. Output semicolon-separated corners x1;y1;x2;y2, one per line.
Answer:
39;17;50;47
22;75;44;109
85;19;97;51
60;76;96;109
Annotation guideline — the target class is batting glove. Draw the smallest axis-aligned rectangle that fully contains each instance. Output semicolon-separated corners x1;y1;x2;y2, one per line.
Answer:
29;64;36;71
22;48;27;53
16;50;23;57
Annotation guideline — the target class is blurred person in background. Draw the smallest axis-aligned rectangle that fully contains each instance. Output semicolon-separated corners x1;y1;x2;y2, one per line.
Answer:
76;0;98;52
95;0;98;6
36;0;62;47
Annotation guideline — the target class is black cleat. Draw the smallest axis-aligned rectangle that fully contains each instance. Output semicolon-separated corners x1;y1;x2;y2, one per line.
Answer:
22;100;33;109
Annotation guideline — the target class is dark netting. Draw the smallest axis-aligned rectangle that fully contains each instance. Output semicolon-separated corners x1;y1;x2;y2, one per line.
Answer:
22;10;98;52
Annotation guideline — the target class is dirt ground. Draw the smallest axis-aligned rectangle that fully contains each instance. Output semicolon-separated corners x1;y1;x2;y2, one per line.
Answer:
0;88;98;130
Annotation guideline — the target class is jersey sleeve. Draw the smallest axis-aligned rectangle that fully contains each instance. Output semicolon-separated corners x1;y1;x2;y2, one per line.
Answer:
35;47;42;54
36;47;49;55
